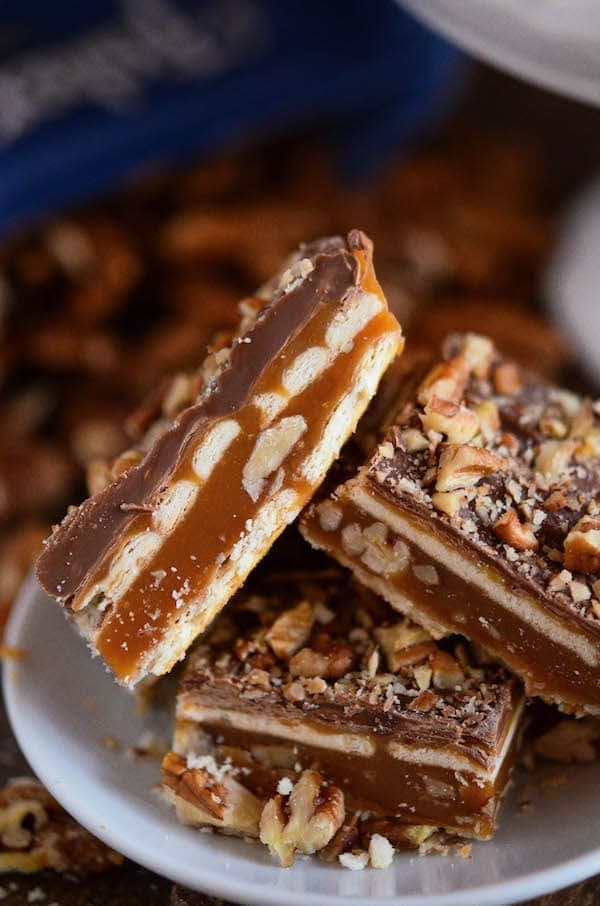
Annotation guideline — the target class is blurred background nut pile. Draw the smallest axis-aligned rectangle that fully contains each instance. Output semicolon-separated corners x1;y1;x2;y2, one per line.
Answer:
0;129;570;634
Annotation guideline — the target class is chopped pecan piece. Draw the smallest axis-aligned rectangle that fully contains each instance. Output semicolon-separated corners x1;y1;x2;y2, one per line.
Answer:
288;633;353;679
420;397;479;444
474;400;500;441
413;664;433;690
374;621;433;672
408;690;438;712
436;444;507;492
431;488;475;517
569;399;595;439
417;356;469;407
391;641;438;669
493;508;538;552
564;516;600;574
430;650;465;688
259;770;344;867
161;752;262;837
493;362;522;395
265;601;315;660
460;333;494;380
535;440;576;483
400;428;429;452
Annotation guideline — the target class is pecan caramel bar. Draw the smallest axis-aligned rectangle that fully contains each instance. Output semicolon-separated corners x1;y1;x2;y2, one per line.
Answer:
162;572;524;846
36;232;402;686
301;333;600;715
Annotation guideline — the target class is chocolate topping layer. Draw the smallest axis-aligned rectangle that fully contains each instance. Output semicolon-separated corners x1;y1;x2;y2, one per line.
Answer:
366;333;600;633
179;570;521;769
36;234;362;601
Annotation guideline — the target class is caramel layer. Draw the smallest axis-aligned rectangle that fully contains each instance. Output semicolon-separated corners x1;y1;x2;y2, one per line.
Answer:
188;715;521;839
304;486;600;712
37;238;358;601
97;305;397;678
36;232;402;683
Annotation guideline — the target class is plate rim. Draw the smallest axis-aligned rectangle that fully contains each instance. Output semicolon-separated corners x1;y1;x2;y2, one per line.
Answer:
397;0;600;107
4;576;600;906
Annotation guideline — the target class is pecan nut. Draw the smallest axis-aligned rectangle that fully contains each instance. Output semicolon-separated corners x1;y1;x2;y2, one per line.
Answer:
436;444;507;493
564;516;600;574
162;752;262;837
420;397;479;444
493;508;538;552
259;770;344;867
288;633;353;680
460;333;494;380
430;650;464;689
535;440;576;483
265;601;315;660
417;356;469;407
374;620;435;672
492;362;523;395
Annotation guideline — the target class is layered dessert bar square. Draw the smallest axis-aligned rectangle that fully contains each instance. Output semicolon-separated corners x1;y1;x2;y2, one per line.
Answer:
302;333;600;714
36;232;403;685
161;570;524;861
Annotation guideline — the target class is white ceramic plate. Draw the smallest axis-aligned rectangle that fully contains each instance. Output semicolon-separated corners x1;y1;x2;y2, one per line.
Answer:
397;0;600;106
5;577;600;905
546;173;600;390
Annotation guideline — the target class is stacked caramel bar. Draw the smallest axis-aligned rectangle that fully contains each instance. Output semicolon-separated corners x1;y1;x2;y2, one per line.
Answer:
36;228;600;870
36;232;403;685
302;332;600;717
162;571;523;865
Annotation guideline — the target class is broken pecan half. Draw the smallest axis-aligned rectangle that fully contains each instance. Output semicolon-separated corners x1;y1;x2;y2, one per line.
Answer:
259;770;344;867
564;516;600;574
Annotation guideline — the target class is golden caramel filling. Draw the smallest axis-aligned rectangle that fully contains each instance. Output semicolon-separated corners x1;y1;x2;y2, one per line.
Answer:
187;721;517;839
78;254;400;680
305;491;600;711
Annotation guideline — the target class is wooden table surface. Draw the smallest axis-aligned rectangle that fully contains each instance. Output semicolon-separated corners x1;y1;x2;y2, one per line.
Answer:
3;61;600;906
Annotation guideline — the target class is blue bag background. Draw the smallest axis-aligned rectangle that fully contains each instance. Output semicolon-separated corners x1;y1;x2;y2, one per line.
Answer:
0;0;463;238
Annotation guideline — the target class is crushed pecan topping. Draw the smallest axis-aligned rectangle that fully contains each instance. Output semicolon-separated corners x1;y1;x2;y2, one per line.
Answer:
535;440;576;483
417;356;469;407
181;570;510;757
364;333;600;626
431;488;475;517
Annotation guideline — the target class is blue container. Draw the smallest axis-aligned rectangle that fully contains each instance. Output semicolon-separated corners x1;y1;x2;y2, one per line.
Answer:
0;0;463;237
